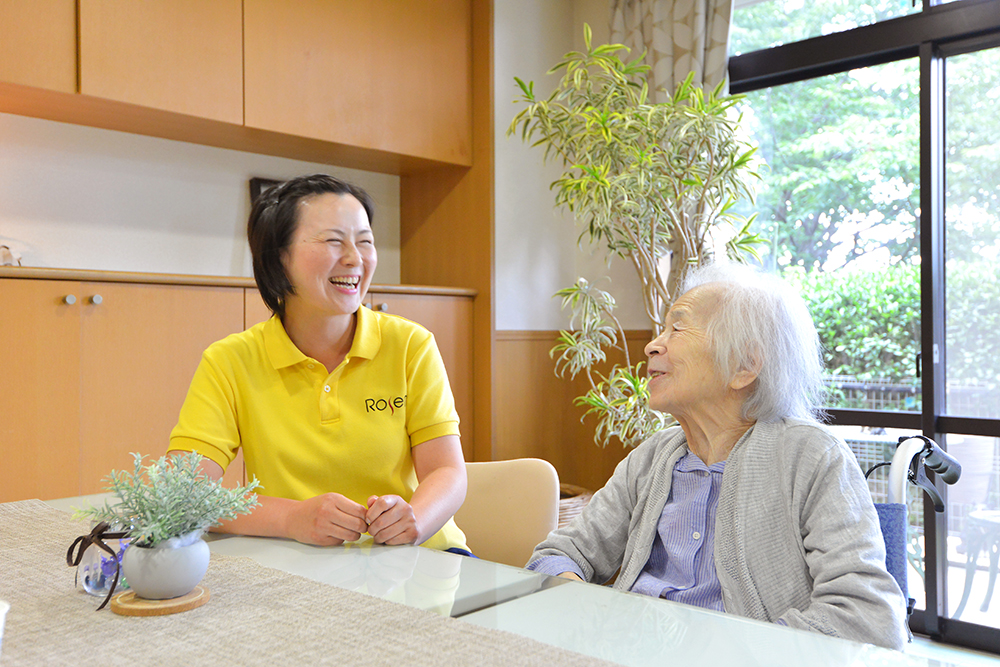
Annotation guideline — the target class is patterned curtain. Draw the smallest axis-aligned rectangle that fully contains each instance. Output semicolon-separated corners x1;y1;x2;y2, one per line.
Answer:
610;0;734;101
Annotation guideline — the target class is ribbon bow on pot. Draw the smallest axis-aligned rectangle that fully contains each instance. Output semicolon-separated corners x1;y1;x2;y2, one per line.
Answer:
66;522;130;610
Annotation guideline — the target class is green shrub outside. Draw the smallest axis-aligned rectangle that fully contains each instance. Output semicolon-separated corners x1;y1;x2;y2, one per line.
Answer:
784;261;999;410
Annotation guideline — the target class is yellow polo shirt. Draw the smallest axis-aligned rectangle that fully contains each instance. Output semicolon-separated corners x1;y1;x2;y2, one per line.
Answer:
169;305;466;551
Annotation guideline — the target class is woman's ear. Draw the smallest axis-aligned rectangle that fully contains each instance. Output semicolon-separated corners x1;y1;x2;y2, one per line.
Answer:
730;353;762;391
729;369;758;391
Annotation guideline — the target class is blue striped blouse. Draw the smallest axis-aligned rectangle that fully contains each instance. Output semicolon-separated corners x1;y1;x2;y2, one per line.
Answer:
529;451;726;612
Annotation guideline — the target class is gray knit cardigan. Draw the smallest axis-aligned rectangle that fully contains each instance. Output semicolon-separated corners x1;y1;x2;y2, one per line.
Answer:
528;419;908;650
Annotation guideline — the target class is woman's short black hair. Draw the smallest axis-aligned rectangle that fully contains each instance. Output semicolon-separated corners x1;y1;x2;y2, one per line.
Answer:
247;174;375;320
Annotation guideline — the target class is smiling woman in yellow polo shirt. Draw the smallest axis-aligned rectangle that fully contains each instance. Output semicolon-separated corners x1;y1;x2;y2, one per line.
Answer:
168;174;468;553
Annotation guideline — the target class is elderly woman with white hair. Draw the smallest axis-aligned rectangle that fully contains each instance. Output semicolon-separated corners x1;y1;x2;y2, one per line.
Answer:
526;262;908;649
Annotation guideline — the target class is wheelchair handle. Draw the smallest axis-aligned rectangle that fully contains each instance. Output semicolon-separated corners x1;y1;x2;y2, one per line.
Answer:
887;435;962;507
921;439;962;485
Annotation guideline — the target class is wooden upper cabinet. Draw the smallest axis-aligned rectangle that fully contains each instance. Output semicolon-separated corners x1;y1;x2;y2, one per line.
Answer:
0;0;77;93
78;0;243;123
244;0;472;166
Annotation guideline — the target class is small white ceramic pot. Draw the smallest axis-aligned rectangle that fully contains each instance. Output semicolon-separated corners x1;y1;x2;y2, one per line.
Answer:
121;530;210;600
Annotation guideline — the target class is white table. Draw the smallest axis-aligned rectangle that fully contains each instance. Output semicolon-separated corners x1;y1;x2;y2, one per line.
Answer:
44;496;967;667
204;532;563;617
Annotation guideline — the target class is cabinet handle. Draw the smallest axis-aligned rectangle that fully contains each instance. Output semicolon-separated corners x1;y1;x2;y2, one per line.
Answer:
63;294;77;305
376;302;389;312
88;295;103;305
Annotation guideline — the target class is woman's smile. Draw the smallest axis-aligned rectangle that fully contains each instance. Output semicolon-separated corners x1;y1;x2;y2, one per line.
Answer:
328;275;361;292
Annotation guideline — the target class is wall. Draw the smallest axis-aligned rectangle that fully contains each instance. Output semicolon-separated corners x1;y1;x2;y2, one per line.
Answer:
493;0;647;489
493;0;645;332
0;112;401;283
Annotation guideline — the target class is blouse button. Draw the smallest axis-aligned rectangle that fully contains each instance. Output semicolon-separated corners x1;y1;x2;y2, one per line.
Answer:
692;531;702;540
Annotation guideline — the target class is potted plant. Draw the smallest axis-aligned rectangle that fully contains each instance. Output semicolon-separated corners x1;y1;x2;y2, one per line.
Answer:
508;25;764;448
74;451;260;601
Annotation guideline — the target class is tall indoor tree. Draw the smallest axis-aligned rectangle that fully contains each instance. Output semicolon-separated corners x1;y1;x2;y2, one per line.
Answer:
509;26;763;448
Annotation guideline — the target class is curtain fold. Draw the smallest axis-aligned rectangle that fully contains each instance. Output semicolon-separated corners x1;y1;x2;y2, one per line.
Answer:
610;0;734;101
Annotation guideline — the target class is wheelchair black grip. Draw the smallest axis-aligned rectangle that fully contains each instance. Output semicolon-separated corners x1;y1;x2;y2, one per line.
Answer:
923;444;962;485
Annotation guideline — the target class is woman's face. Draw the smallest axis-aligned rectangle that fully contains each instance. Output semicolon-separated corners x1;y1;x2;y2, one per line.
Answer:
281;193;377;320
644;284;731;418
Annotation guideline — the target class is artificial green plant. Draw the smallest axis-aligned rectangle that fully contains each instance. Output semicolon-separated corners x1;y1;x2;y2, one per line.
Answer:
509;25;764;447
74;452;260;547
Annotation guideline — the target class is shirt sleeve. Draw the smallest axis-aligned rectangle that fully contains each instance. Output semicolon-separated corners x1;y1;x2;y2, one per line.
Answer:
404;333;460;447
168;348;241;472
527;555;585;579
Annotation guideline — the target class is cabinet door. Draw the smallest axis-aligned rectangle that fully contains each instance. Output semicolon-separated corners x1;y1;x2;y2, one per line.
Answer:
77;282;244;493
0;0;76;93
245;289;273;329
78;0;243;123
0;279;81;501
244;0;471;165
368;293;474;461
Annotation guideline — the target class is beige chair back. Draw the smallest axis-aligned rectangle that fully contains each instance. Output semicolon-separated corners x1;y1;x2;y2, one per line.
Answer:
453;458;559;568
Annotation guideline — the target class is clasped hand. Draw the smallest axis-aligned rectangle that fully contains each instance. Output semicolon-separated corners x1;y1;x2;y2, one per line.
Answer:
289;492;419;546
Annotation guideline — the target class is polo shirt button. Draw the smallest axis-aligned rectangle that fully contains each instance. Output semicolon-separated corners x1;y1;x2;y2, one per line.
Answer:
307;363;315;369
324;385;331;393
692;531;702;540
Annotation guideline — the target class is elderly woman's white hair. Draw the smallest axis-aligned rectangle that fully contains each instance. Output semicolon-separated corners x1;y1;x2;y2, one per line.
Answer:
682;262;825;423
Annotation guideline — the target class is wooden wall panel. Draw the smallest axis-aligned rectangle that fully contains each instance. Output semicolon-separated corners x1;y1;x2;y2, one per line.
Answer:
244;0;471;165
0;0;77;93
494;330;653;493
400;0;492;462
369;292;475;462
79;0;243;123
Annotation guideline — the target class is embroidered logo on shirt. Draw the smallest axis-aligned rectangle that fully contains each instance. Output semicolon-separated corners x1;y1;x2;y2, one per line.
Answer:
365;395;406;415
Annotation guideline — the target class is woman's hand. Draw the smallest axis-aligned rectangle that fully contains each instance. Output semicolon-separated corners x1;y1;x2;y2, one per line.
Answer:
366;495;419;545
286;493;368;546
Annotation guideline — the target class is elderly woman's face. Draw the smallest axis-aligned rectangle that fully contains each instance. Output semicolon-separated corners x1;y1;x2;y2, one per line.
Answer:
281;193;377;321
644;285;730;417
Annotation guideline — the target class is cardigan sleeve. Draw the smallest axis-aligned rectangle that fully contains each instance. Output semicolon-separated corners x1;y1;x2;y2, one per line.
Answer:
525;438;652;582
780;431;909;649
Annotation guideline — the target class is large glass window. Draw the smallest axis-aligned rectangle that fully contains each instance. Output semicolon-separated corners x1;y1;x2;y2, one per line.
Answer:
944;46;1000;422
731;0;918;55
737;60;922;411
943;44;1000;629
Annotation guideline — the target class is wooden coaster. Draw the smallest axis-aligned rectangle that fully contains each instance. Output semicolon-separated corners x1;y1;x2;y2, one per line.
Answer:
110;586;210;616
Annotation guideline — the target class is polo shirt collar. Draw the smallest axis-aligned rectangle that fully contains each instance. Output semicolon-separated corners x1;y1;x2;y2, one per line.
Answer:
350;304;381;361
263;315;309;369
263;307;382;369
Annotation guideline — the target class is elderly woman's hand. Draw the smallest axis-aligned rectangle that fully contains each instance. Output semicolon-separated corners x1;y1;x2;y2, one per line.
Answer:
287;492;369;546
365;495;419;545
